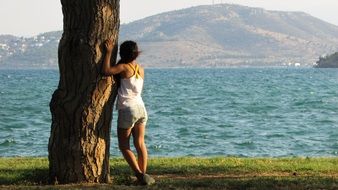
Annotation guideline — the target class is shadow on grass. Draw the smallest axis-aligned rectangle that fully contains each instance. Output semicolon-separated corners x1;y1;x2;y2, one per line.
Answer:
0;165;140;186
0;165;337;190
0;168;49;185
0;165;134;186
0;166;133;186
108;165;338;189
159;176;338;190
147;163;243;175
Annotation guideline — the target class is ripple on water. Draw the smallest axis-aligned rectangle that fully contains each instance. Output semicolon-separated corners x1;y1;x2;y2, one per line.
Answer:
177;127;190;136
150;144;163;153
1;68;338;157
217;124;234;128
234;141;255;148
0;139;17;147
265;133;286;139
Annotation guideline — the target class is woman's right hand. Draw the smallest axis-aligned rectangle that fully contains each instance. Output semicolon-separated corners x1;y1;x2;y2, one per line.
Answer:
105;39;114;53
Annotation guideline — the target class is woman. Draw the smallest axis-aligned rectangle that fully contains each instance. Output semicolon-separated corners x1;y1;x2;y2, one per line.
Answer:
102;39;155;185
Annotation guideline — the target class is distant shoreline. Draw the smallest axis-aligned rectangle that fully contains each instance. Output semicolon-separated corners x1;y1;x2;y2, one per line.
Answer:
1;65;332;71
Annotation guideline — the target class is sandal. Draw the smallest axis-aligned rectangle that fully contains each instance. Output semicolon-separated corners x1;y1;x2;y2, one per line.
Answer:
135;173;155;185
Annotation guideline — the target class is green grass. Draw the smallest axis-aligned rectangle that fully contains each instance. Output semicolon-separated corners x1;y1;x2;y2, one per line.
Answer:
0;157;337;189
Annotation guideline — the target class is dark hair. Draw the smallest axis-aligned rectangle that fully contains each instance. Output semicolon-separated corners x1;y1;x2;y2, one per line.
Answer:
118;40;140;64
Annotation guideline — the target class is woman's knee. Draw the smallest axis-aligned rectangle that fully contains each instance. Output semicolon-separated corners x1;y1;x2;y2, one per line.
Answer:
117;128;132;151
119;141;130;151
133;139;145;150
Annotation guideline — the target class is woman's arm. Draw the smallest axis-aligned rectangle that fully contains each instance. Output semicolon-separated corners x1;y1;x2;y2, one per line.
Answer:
102;39;124;76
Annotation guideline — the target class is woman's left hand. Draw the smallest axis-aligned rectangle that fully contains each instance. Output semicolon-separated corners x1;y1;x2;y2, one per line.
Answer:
105;39;114;53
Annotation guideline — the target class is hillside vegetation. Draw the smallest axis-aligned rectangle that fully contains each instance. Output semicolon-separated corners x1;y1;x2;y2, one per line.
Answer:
315;52;338;68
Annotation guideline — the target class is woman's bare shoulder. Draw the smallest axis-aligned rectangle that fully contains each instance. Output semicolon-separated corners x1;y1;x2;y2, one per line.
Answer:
137;63;145;78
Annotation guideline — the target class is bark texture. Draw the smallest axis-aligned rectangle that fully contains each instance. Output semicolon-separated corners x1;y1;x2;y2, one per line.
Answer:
48;0;120;184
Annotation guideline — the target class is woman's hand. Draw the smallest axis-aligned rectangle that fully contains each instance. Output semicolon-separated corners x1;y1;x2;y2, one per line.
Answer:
102;39;125;75
105;39;114;53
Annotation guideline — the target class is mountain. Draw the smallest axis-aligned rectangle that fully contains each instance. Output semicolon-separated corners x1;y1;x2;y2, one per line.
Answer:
1;4;338;68
0;31;61;69
119;4;338;67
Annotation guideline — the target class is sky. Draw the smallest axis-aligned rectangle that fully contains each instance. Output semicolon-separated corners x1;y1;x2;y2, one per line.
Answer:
0;0;337;37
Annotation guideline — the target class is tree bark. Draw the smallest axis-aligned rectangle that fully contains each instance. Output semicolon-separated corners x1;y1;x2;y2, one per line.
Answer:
48;0;120;184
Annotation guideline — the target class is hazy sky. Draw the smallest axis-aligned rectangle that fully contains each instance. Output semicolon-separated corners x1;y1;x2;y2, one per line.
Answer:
0;0;337;37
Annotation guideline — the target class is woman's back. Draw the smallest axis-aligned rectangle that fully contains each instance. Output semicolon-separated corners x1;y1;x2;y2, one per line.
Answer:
117;62;145;110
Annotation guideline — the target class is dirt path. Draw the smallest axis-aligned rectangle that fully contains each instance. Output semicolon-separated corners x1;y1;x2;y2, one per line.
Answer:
1;173;337;190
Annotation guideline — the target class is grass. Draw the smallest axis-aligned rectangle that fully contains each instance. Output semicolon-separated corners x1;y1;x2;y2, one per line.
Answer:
0;157;337;189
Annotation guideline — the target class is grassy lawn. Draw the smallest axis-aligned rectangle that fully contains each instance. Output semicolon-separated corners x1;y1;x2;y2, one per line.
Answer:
0;157;337;189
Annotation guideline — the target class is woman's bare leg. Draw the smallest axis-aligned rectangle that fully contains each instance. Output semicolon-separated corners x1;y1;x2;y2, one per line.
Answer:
118;127;142;174
132;123;148;173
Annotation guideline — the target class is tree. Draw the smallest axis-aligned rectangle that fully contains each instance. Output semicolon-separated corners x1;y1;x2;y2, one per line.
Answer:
314;52;338;68
48;0;120;184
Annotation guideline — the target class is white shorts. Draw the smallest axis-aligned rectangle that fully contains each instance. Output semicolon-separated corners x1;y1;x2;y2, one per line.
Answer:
117;104;148;129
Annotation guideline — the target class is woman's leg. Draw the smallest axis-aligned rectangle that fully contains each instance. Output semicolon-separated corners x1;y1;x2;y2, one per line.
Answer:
132;123;148;173
118;127;142;175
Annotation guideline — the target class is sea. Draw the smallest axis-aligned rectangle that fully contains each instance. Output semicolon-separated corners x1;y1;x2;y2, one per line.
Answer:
0;68;337;157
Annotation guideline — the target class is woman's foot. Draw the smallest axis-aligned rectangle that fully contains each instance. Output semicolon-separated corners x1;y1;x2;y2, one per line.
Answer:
135;173;155;185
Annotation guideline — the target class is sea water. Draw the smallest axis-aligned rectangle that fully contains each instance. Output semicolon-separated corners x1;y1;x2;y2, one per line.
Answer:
0;68;337;157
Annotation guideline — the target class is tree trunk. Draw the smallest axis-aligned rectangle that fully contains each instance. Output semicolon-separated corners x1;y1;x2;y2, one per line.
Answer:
48;0;120;184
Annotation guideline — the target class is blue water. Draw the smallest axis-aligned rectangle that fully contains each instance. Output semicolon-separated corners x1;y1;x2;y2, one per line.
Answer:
0;68;337;157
